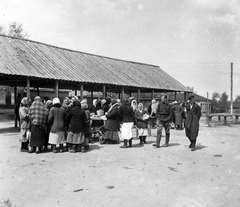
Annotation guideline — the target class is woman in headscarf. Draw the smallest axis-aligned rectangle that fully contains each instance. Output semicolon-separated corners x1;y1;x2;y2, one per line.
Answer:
19;97;30;152
44;100;53;151
102;99;120;144
135;103;149;145
29;96;49;153
119;99;135;148
81;99;91;152
48;97;66;153
147;99;158;136
62;97;70;150
66;99;87;153
89;99;100;114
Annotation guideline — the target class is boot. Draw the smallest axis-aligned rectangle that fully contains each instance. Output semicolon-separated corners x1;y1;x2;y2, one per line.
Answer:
81;144;86;153
129;138;132;148
120;139;128;148
36;147;41;154
139;137;143;145
143;136;147;144
59;144;64;153
53;145;58;153
21;142;28;152
85;144;90;151
162;133;170;147
28;147;35;153
191;139;196;151
69;144;76;153
189;140;193;148
153;134;161;148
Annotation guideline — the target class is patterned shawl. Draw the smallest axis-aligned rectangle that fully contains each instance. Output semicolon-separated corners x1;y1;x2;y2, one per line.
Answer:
30;96;48;127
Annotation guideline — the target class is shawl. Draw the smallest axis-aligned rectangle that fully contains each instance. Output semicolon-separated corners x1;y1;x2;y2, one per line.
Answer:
30;96;48;127
151;101;158;115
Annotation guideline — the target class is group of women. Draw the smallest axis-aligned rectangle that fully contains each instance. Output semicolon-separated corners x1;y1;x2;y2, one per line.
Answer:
19;96;91;154
18;95;152;153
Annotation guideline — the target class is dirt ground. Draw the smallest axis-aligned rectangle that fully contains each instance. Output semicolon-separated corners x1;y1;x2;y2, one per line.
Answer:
0;118;240;207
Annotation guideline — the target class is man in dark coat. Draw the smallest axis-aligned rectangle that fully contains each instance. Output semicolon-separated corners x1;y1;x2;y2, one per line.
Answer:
185;94;202;151
153;94;173;148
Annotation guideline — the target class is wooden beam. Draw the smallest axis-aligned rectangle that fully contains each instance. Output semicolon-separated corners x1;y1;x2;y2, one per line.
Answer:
26;77;30;98
14;85;17;127
137;88;141;102
80;84;84;100
184;92;187;102
151;89;154;99
121;87;124;100
55;80;59;97
103;85;106;99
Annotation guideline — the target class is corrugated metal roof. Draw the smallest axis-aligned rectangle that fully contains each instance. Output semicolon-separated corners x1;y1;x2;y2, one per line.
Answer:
0;35;191;92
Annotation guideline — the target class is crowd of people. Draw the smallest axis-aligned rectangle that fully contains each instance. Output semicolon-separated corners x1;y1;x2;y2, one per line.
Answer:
18;93;202;154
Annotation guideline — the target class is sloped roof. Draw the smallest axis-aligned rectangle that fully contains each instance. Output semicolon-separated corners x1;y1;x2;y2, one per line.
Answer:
0;35;191;92
168;92;210;102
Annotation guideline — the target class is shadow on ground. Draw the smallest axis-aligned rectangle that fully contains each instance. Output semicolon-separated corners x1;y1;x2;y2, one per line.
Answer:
0;127;19;134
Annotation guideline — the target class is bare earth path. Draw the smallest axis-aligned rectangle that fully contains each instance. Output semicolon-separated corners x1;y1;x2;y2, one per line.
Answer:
0;120;239;207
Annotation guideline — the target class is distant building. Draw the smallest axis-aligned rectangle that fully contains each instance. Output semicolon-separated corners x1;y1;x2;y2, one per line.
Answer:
168;93;211;113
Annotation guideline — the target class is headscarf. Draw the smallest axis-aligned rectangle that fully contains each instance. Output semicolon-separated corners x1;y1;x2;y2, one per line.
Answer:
62;97;70;108
30;96;48;127
131;100;137;111
93;99;97;107
45;100;53;110
20;97;28;107
151;99;158;115
138;103;143;113
81;99;88;110
107;99;118;113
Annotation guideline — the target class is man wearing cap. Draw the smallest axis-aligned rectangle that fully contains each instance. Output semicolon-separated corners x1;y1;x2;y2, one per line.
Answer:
153;94;173;148
185;94;202;151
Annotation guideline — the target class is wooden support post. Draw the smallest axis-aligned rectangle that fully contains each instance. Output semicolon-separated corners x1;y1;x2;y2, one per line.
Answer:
230;62;233;115
75;89;77;96
121;87;124;100
218;116;221;121
26;77;30;98
137;88;140;103
235;116;239;123
151;90;154;100
91;88;93;103
36;86;40;96
14;85;18;127
174;92;177;101
103;85;106;99
55;80;59;97
224;116;227;125
80;84;84;100
184;92;187;102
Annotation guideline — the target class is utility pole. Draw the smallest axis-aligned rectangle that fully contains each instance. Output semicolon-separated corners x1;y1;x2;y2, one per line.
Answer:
230;62;233;115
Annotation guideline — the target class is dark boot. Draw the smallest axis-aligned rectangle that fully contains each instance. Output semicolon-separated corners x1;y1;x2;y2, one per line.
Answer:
21;142;28;152
153;133;161;148
69;144;76;153
189;140;193;148
59;144;64;153
139;136;143;145
191;139;196;151
143;136;147;144
28;147;36;153
81;144;86;153
129;138;132;148
120;139;128;148
162;133;170;147
53;145;58;153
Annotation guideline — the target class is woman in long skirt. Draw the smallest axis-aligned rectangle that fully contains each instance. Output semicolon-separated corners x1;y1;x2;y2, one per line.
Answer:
102;99;120;144
29;96;49;154
48;98;66;153
19;97;30;152
66;100;86;153
135;103;148;145
119;99;135;148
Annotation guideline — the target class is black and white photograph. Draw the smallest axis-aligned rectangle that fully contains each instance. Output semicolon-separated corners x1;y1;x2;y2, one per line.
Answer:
0;0;239;206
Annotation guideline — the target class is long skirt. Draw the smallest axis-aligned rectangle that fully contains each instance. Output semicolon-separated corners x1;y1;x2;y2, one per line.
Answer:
121;122;134;140
67;131;85;144
20;128;29;142
138;128;148;136
105;130;119;142
49;131;65;145
30;125;46;147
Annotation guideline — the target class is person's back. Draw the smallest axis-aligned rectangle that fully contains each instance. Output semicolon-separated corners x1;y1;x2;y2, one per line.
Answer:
49;106;65;132
120;104;134;123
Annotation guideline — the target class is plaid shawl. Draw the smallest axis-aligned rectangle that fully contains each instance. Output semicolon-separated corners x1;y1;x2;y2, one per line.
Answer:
30;96;48;127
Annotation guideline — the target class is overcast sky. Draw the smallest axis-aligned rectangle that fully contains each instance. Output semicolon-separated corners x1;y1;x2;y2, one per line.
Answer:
0;0;239;98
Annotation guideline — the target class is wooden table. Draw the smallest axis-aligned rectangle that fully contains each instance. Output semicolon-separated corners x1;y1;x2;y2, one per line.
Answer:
206;113;240;125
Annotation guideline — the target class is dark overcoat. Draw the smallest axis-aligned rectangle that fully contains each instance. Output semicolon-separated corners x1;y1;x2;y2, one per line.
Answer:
105;105;120;131
185;102;202;140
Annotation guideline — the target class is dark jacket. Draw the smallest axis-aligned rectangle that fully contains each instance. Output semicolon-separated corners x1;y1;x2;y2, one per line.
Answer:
66;101;86;133
185;102;202;139
119;104;134;123
156;101;173;122
134;110;148;129
105;104;120;131
48;104;65;132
